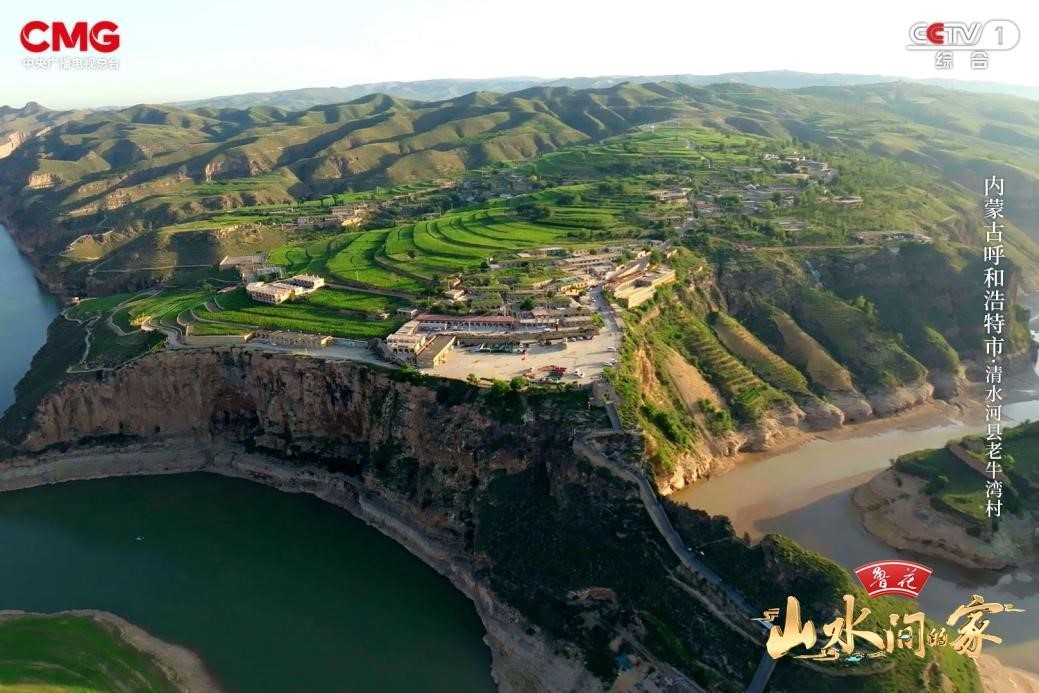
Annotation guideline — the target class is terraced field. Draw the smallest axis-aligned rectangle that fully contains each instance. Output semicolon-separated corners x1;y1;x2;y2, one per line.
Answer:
324;208;593;290
268;233;358;276
710;312;810;396
325;230;426;292
124;290;214;327
669;313;788;420
193;288;403;339
757;307;856;393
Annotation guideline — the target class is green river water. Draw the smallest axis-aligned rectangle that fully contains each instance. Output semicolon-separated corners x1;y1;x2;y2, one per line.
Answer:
0;226;494;692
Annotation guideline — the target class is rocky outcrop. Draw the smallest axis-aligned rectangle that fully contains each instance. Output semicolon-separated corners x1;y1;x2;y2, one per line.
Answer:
928;368;967;400
0;131;28;159
795;395;845;430
26;171;59;189
863;380;934;417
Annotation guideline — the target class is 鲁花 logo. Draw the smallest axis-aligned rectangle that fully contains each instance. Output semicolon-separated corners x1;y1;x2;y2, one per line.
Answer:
20;21;120;53
854;559;933;599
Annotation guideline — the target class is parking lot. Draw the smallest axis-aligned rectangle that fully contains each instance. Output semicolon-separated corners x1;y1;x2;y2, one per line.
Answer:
420;286;624;384
426;331;619;384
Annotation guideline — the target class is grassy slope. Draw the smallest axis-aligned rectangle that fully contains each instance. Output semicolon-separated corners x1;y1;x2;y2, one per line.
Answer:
0;615;176;692
894;421;1039;523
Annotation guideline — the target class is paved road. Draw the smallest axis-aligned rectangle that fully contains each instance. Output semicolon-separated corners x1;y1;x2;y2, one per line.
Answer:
747;654;777;693
572;432;776;691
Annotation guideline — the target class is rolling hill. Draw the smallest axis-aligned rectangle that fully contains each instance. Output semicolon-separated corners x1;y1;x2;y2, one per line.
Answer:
4;80;1039;279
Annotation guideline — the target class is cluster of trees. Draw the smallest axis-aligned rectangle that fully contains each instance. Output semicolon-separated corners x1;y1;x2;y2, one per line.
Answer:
697;399;734;435
640;402;691;445
515;202;551;220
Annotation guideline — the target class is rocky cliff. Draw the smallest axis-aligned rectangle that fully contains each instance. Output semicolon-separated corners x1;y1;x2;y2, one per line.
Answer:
18;349;584;542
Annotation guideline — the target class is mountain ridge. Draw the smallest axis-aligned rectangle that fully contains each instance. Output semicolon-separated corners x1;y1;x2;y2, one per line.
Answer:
166;71;1039;112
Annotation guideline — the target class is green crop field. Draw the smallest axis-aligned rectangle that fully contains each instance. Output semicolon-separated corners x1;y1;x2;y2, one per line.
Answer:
268;233;359;275
84;322;164;369
323;206;597;291
0;614;177;692
195;288;403;339
1004;423;1039;486
187;320;252;336
65;292;143;319
326;230;426;292
301;288;404;315
894;447;990;522
124;290;214;326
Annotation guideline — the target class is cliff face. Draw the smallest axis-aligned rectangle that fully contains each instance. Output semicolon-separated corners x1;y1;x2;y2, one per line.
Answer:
22;349;574;542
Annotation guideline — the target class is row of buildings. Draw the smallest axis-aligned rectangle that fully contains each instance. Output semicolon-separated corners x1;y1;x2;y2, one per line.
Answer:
610;267;677;308
763;153;839;182
246;274;325;305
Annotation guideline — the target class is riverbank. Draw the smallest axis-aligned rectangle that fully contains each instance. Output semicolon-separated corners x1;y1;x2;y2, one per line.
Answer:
0;609;220;692
0;212;66;296
977;655;1039;693
851;467;1035;570
661;391;979;496
0;441;598;693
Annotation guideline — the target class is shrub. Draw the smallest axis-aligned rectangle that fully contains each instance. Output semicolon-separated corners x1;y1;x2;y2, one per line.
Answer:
924;474;949;495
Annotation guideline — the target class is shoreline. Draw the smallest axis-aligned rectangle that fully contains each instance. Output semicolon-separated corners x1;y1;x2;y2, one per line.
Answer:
850;467;1035;571
667;392;980;495
0;441;598;693
0;608;220;692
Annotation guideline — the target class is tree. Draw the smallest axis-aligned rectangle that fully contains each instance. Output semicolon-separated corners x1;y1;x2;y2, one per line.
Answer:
490;379;511;397
924;474;949;495
509;376;528;391
466;373;478;385
519;297;536;311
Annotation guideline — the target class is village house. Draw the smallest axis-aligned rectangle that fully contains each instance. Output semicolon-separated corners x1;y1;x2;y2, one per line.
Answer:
416;334;457;368
835;195;864;209
294;215;339;229
416;313;519;331
554;276;590;296
612;267;677;308
255;330;333;348
648;187;692;204
396;307;420;319
385;320;429;356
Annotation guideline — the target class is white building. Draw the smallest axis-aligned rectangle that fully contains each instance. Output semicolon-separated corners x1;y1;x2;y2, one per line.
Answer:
385;320;429;355
246;282;295;305
246;274;325;304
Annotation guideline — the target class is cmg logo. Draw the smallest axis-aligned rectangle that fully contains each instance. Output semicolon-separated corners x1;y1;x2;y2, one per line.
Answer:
20;21;120;53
